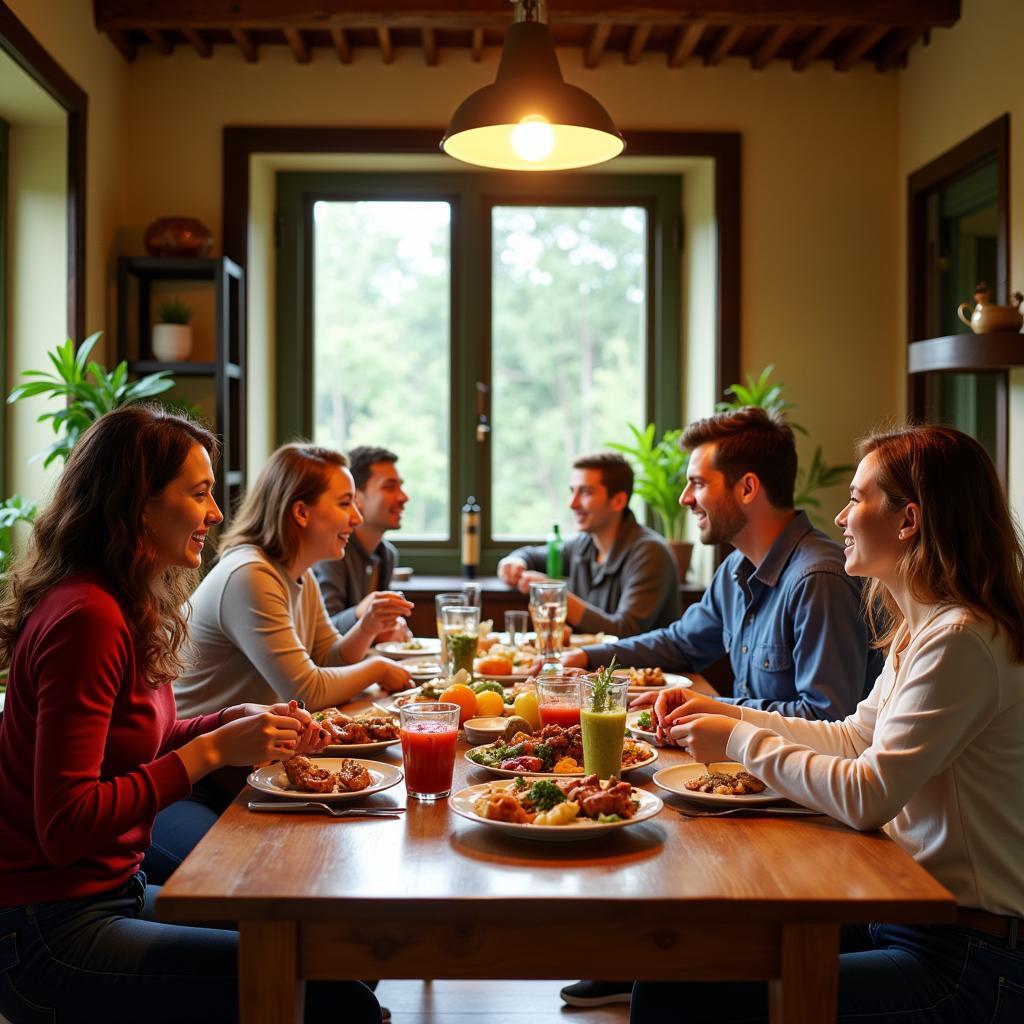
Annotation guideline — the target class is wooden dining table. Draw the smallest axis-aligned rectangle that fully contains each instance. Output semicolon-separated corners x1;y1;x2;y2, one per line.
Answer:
157;692;955;1024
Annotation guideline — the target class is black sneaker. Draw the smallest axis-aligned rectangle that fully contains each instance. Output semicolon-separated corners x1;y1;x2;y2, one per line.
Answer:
559;981;633;1007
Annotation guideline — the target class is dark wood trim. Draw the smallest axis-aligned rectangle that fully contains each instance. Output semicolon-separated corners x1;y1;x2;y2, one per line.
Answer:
906;113;1010;479
907;333;1024;374
222;126;742;409
0;2;88;343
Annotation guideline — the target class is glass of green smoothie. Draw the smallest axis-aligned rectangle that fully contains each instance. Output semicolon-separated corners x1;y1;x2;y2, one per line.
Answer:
442;604;480;679
579;671;629;780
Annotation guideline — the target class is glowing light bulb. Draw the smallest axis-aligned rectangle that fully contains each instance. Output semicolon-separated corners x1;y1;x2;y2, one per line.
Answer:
511;116;555;162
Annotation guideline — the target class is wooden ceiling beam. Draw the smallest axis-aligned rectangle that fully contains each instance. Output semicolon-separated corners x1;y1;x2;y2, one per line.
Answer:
106;28;137;61
584;21;612;69
668;23;704;68
283;27;310;63
751;23;794;69
181;27;212;58
377;26;394;64
143;27;173;55
876;26;926;70
792;22;843;70
328;27;351;63
705;23;743;66
834;24;887;70
422;26;438;65
625;24;651;65
94;2;962;32
471;26;484;61
230;28;258;63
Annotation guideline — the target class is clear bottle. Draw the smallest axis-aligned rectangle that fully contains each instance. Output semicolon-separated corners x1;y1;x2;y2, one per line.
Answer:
546;523;563;579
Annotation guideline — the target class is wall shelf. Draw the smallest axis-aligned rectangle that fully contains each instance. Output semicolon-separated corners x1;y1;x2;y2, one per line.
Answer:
908;332;1024;374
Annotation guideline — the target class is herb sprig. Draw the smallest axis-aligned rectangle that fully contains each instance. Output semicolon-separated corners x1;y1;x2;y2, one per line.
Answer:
589;657;618;712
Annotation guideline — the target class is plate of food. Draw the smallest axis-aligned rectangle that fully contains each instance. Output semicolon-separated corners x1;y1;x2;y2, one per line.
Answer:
612;667;692;695
450;775;663;842
464;723;657;778
247;757;403;803
375;637;441;659
652;761;782;806
381;681;447;712
312;708;402;755
400;657;445;682
625;709;659;745
474;643;535;682
568;633;618;647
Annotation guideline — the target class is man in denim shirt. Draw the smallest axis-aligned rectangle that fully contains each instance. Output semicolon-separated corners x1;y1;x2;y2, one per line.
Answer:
561;407;880;719
558;406;882;1010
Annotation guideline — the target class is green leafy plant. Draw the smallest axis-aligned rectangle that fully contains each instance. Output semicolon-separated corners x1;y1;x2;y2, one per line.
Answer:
606;425;689;542
7;333;175;469
0;495;38;573
716;364;853;520
156;298;191;325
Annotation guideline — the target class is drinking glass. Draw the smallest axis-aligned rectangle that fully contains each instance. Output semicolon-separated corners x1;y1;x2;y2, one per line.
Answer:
435;592;467;666
537;676;582;729
528;580;568;663
462;582;482;609
442;604;480;678
399;702;461;800
579;674;629;780
504;610;529;649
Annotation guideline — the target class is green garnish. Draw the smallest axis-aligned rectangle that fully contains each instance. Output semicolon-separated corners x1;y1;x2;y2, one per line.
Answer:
636;710;653;730
597;813;622;823
527;780;567;812
589;657;618;712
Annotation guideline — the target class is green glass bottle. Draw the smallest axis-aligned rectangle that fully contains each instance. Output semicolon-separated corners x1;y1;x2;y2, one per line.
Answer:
546;523;563;579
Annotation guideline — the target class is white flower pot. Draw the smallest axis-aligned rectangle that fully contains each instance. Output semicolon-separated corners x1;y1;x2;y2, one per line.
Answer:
152;323;193;362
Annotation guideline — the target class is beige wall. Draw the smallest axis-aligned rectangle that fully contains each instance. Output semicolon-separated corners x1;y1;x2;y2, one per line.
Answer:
4;0;127;502
899;0;1024;515
116;46;901;527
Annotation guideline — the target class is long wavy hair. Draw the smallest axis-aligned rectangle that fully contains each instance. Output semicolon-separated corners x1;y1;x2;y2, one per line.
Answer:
0;405;220;684
858;424;1024;662
219;443;348;565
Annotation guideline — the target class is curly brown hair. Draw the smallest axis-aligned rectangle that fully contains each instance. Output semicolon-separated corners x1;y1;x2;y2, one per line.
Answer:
0;405;220;685
857;424;1024;662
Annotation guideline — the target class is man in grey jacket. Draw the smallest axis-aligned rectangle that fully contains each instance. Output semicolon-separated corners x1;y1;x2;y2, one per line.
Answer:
498;452;680;637
313;445;412;639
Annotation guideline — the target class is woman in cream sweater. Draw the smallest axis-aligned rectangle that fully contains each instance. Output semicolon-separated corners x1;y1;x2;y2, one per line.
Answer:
635;424;1024;1023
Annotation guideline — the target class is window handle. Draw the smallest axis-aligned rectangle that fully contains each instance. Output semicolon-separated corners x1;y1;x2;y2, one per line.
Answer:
475;381;490;443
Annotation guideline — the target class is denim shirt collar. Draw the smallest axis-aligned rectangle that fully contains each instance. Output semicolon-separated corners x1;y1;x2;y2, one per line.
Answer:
745;510;815;589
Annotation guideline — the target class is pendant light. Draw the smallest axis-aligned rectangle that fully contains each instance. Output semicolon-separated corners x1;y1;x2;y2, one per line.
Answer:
441;0;624;172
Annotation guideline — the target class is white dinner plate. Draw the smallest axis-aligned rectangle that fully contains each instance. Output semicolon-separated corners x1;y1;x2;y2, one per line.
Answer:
652;761;783;807
474;665;531;683
450;778;663;842
613;670;693;696
322;737;401;757
375;638;441;659
464;743;657;779
400;657;445;681
625;709;659;745
247;758;403;803
568;633;619;647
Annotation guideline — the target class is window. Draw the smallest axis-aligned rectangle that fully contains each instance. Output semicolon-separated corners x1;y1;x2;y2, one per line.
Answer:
277;171;681;572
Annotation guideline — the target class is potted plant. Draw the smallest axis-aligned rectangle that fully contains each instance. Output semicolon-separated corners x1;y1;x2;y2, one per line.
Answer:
152;297;193;362
606;424;693;581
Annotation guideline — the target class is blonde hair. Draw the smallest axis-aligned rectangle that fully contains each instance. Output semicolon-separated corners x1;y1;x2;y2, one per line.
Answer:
0;405;219;685
220;443;348;564
857;425;1024;662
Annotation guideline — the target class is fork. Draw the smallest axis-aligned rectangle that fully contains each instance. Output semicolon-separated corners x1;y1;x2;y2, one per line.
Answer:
248;801;404;818
675;805;825;818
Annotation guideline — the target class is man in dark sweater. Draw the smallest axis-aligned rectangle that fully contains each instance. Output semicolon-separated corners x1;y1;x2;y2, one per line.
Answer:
313;445;412;640
497;452;680;637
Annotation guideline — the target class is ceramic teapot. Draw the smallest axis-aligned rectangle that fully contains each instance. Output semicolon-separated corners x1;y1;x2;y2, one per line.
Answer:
957;282;1024;333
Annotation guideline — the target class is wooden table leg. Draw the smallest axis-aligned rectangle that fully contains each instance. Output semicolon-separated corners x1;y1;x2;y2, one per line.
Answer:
238;921;304;1024
769;923;839;1024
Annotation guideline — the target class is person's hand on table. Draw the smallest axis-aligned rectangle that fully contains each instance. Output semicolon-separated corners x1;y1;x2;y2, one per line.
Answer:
662;713;739;762
370;656;413;693
515;569;548;595
497;556;527;587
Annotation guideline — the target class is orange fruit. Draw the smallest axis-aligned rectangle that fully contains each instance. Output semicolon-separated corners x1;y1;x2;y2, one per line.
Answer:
474;689;505;717
439;683;478;725
476;655;512;676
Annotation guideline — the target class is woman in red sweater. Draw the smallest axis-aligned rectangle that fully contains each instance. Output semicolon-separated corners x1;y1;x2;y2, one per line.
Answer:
0;405;381;1023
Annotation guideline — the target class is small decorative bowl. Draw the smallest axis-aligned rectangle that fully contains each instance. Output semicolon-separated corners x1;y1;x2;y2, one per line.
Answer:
463;716;508;746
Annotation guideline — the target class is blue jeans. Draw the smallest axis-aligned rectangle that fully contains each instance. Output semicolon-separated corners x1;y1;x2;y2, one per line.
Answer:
0;873;380;1024
631;923;1024;1023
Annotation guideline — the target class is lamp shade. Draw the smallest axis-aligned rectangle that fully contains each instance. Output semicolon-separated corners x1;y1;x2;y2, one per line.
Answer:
441;21;624;171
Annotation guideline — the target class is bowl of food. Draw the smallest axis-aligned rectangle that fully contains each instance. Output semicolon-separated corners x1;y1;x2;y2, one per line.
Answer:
463;716;509;746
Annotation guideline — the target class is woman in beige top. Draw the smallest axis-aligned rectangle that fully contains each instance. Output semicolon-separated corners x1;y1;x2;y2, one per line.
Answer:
633;425;1024;1024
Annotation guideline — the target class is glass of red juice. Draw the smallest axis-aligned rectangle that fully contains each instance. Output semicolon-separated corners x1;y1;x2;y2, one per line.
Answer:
399;701;461;801
537;676;582;729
